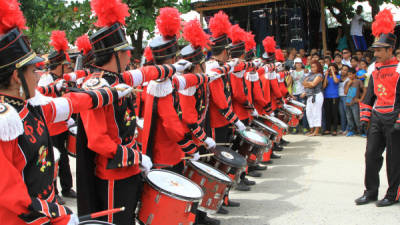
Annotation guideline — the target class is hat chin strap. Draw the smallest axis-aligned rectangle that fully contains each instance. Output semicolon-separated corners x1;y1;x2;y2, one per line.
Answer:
18;69;30;100
114;52;122;74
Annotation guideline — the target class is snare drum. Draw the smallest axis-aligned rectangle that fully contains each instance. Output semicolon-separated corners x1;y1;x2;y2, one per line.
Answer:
79;221;114;225
207;146;247;184
235;127;270;165
288;99;306;111
67;126;77;157
135;118;144;145
280;104;303;127
53;147;60;181
138;170;203;225
252;119;279;143
262;115;288;142
184;161;232;214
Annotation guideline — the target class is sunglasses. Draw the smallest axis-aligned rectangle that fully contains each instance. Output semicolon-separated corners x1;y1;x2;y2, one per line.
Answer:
343;51;350;54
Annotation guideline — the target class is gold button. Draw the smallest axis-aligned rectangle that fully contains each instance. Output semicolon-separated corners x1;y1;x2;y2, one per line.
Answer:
118;163;122;167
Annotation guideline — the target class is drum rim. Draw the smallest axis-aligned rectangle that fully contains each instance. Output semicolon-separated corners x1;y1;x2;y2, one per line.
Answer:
289;99;306;108
252;119;279;136
239;127;270;147
282;104;303;116
187;160;233;184
262;115;289;130
213;147;247;168
144;169;204;202
79;220;115;225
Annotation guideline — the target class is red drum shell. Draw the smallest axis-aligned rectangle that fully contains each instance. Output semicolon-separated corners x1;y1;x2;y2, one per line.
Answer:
138;170;203;225
67;126;77;157
184;161;232;214
235;128;270;165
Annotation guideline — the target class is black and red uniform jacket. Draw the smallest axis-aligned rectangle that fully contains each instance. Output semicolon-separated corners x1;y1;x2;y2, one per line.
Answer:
229;62;256;121
179;74;210;145
245;70;270;115
207;61;240;128
262;63;283;110
257;66;273;114
277;71;290;99
360;57;400;124
142;73;206;166
0;86;118;225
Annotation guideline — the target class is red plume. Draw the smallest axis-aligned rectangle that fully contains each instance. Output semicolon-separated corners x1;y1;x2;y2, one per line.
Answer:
372;9;396;38
275;49;285;62
209;11;231;38
50;30;70;62
91;0;130;27
156;7;181;39
263;36;276;53
143;47;153;62
229;24;246;44
245;32;256;52
183;19;211;49
0;0;27;35
75;34;92;55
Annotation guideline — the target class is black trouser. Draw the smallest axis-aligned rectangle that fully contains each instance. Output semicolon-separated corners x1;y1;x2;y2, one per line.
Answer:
323;98;339;132
364;111;400;200
51;131;73;194
96;174;143;225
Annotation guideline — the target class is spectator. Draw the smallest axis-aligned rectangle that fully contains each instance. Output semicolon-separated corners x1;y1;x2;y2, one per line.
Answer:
350;5;367;51
291;58;309;133
299;48;307;65
364;54;373;64
334;54;343;71
322;63;341;135
356;59;368;81
285;48;296;70
319;58;327;73
355;50;363;61
344;68;364;137
338;65;350;135
396;51;400;61
312;53;320;61
350;56;359;70
305;55;312;73
334;49;341;56
342;48;352;67
303;60;324;136
336;26;348;52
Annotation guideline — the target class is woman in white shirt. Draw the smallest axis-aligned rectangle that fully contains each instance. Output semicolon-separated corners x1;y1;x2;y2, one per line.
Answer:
291;58;309;133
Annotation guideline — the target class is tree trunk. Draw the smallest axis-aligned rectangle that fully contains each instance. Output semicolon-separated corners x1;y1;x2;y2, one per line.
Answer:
131;28;143;59
369;0;379;19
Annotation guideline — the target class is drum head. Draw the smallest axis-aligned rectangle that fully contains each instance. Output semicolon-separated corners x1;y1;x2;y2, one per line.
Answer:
213;146;247;168
146;169;203;201
53;147;60;162
79;220;114;225
283;104;302;116
265;115;288;130
189;161;232;184
252;119;279;136
69;126;77;135
240;128;269;147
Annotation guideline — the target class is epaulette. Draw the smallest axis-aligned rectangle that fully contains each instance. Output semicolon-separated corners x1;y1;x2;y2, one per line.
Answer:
38;73;55;86
147;78;173;98
28;90;53;107
0;102;24;141
82;75;110;90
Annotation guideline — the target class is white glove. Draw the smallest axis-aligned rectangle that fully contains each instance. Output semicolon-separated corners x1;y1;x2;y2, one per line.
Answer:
208;71;222;82
173;59;192;73
251;110;259;117
140;154;153;173
190;152;200;161
55;79;66;92
67;214;79;225
253;58;263;68
227;58;239;68
235;120;246;132
204;137;216;150
66;118;75;128
114;83;133;99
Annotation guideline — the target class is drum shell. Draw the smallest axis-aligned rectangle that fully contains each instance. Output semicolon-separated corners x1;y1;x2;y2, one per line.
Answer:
264;120;285;142
237;140;265;165
183;162;232;214
138;182;197;225
53;148;60;182
251;120;278;143
67;129;77;157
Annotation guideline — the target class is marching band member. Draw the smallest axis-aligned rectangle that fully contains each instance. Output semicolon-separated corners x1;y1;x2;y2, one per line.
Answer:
0;2;132;224
207;10;244;213
38;30;75;205
355;9;400;207
142;7;202;174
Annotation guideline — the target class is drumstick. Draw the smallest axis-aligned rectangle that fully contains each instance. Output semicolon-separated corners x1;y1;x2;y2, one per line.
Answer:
182;153;215;160
153;163;174;168
116;87;143;92
78;207;125;221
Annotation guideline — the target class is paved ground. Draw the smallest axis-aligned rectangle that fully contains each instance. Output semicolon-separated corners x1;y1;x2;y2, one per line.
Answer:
65;134;400;225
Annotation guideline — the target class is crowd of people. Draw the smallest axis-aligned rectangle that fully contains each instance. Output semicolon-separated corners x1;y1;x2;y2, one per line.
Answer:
276;47;400;137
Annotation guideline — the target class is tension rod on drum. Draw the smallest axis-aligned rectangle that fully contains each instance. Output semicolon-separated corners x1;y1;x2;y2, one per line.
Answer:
78;207;125;221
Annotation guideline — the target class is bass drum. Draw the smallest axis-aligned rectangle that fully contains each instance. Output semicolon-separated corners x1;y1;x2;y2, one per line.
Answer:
138;170;203;225
79;221;114;225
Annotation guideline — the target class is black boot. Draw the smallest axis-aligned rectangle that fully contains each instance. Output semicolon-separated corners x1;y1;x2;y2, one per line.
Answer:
252;164;267;171
261;159;273;165
235;179;251;191
217;206;229;214
62;189;77;198
355;191;378;205
273;144;283;152
247;170;262;177
271;152;281;159
243;177;256;185
196;211;221;225
224;200;240;207
280;139;290;146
